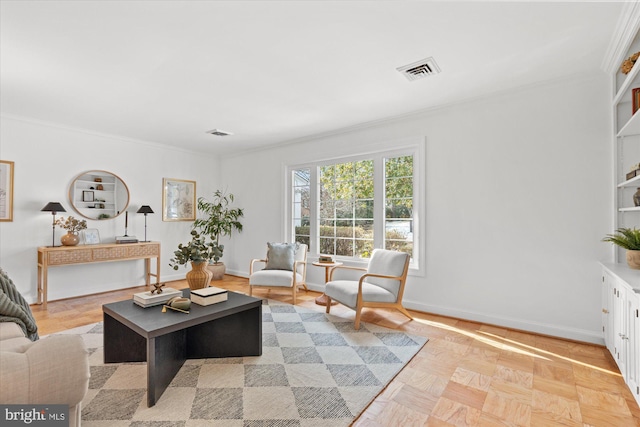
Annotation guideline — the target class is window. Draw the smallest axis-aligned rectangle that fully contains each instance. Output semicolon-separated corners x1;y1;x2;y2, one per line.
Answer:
289;145;420;267
385;155;414;256
293;169;311;247
319;159;374;258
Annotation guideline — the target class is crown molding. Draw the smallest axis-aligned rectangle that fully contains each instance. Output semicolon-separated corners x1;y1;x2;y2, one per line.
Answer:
602;1;640;74
0;113;215;158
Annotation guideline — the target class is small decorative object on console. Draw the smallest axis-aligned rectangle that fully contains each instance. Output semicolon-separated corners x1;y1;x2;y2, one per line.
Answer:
133;287;181;308
116;211;138;243
190;286;228;306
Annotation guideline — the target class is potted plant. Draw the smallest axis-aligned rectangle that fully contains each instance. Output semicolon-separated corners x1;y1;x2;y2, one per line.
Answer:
193;190;244;280
169;230;216;289
602;227;640;269
55;216;87;246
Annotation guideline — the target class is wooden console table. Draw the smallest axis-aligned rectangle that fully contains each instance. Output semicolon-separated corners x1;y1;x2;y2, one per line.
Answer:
37;242;161;308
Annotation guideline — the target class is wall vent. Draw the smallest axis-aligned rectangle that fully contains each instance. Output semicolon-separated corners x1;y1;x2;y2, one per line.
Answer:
206;129;233;137
397;57;441;81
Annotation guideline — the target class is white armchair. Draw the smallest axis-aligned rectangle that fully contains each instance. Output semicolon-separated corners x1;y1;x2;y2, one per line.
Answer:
325;248;412;330
249;243;308;304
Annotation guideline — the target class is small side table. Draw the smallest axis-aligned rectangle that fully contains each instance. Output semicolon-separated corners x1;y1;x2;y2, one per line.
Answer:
312;261;343;306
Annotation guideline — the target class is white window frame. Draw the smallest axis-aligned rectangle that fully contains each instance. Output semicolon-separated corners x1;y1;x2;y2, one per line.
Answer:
285;140;425;275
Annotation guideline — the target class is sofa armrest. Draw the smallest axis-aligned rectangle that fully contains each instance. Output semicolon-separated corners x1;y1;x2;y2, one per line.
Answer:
0;322;26;340
0;335;90;405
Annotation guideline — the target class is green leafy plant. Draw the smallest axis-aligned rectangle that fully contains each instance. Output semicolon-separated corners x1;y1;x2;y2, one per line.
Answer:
602;228;640;250
169;230;217;270
192;190;244;263
55;216;87;233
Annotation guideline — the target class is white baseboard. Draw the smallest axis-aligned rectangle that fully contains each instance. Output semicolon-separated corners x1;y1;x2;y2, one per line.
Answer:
225;269;603;345
403;299;604;345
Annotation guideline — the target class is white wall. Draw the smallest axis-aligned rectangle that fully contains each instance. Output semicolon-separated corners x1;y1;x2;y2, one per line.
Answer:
0;116;219;302
220;73;613;344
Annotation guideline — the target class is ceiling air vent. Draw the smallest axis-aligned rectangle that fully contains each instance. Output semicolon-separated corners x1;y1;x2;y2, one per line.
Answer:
206;129;233;137
397;57;441;81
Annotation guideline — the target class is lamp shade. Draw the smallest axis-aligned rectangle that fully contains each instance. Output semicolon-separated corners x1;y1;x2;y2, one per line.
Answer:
41;202;66;213
137;205;154;214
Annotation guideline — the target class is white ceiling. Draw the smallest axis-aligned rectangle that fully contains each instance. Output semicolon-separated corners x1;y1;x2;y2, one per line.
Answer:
0;1;626;156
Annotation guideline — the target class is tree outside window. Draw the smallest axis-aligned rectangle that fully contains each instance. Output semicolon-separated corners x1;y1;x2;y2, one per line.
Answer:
291;152;415;260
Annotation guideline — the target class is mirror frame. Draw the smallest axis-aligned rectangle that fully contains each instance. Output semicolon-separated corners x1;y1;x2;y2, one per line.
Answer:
68;170;130;220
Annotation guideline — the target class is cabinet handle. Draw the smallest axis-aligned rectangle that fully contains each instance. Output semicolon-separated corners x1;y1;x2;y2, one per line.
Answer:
619;333;629;340
602;309;609;314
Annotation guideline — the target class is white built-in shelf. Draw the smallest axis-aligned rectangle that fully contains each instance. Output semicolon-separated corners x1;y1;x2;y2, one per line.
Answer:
619;206;640;212
618;174;640;188
618;111;640;137
614;60;640;105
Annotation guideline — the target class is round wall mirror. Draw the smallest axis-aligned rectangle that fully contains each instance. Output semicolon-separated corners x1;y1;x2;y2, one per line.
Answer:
69;170;130;220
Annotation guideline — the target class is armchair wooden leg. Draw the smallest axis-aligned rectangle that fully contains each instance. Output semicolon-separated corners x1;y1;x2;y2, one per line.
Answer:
292;286;296;305
354;308;362;330
249;285;253;296
325;297;332;313
397;305;413;320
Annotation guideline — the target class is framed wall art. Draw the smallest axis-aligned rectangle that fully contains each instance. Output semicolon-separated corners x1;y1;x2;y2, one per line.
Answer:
162;178;196;221
83;228;101;245
0;160;14;222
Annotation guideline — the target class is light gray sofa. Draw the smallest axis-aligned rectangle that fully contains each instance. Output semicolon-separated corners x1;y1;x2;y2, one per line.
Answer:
0;321;90;427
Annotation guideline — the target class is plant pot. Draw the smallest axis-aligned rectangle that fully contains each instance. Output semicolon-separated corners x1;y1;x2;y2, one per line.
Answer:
208;262;225;281
60;232;80;246
627;250;640;270
186;261;213;290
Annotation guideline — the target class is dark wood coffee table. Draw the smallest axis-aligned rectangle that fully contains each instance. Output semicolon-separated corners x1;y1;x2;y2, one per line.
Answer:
102;289;262;406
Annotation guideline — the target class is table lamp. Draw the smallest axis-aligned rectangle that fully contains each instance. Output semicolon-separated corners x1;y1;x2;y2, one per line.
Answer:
137;205;154;242
41;202;66;247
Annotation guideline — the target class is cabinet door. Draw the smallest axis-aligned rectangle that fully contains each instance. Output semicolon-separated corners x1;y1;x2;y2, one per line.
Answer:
614;284;628;379
603;270;616;354
627;291;640;406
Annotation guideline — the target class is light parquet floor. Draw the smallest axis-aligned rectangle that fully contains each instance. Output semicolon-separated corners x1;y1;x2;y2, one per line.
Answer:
31;276;640;426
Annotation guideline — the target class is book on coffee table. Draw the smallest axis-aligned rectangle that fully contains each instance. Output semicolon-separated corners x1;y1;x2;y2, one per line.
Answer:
133;287;181;308
190;286;228;306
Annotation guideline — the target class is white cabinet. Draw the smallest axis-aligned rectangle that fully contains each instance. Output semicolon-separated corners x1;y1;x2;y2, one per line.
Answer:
602;2;640;409
601;263;640;407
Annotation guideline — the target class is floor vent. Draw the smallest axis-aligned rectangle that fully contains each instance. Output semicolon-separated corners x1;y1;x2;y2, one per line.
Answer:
397;57;441;81
206;129;233;137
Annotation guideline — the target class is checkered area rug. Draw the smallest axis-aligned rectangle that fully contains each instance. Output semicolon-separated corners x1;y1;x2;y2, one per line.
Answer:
55;299;427;427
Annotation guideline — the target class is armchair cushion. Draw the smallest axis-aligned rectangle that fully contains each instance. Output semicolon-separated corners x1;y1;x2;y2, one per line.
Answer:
265;242;297;271
364;250;409;297
249;269;304;287
325;280;396;308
